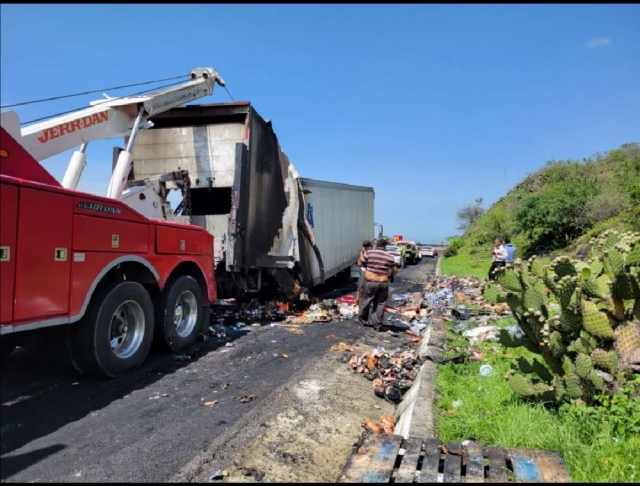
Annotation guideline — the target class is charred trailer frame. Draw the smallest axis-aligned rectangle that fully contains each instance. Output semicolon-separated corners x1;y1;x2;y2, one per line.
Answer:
129;102;320;300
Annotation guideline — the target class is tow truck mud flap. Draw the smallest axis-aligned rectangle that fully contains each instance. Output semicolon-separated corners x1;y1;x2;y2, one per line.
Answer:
269;268;306;301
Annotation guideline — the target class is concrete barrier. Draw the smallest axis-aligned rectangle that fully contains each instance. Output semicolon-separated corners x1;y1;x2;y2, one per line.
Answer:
394;257;443;439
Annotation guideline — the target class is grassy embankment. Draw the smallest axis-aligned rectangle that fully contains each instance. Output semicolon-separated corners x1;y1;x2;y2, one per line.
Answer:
434;317;640;482
435;143;640;481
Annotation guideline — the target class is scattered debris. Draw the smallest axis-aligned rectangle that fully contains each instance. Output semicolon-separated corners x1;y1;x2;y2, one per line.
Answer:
282;354;289;358
241;467;265;481
209;469;228;480
233;395;256;403
362;415;395;434
204;400;219;406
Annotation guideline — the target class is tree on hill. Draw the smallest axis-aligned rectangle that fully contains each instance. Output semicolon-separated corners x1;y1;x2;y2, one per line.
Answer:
456;198;485;230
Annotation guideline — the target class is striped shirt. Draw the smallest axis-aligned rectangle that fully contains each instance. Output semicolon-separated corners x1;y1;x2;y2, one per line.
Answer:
359;248;395;275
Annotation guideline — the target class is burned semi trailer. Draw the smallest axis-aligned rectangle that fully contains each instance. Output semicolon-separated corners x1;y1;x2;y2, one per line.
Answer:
127;102;374;300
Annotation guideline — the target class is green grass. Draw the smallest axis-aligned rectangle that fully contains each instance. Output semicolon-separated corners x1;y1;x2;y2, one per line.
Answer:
440;250;491;279
435;327;640;482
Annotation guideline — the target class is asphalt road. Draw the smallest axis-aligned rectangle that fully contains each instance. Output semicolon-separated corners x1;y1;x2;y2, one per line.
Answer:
0;257;438;483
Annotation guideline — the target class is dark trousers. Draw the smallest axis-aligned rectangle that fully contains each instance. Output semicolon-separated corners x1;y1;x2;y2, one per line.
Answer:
401;254;406;269
488;261;505;280
358;281;390;328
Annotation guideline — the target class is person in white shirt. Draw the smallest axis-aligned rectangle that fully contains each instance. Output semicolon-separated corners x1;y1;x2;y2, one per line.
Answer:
488;237;508;280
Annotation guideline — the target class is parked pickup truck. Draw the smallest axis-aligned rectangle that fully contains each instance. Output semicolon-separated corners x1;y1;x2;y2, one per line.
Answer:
396;241;422;264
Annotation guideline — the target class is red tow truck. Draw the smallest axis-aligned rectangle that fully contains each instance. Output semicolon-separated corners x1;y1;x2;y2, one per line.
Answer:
0;68;226;377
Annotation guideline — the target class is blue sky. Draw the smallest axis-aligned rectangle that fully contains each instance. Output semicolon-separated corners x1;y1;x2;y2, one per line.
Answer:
2;4;639;243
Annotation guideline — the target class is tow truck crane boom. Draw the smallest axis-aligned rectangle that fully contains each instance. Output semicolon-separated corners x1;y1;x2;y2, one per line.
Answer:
0;67;225;199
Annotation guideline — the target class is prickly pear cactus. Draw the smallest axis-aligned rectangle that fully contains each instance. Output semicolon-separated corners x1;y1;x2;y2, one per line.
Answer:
490;230;640;405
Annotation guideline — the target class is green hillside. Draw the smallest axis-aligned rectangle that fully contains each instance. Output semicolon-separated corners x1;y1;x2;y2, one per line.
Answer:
445;142;640;270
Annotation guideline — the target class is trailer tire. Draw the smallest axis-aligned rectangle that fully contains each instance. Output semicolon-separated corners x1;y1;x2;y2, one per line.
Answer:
70;281;154;378
154;275;203;352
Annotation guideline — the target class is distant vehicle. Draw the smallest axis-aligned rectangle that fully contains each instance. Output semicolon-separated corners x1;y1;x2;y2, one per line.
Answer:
385;245;403;267
392;235;403;243
396;241;421;264
421;246;436;258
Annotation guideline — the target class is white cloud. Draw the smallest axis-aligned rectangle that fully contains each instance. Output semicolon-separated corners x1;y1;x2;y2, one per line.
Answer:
585;37;611;49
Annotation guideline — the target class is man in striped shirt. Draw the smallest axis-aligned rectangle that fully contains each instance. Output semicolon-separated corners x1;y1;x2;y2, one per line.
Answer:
358;238;398;330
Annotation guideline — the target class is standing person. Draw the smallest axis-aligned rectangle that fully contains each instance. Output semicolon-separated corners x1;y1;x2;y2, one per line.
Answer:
488;237;508;280
505;238;516;264
358;238;398;331
399;244;407;269
355;240;373;304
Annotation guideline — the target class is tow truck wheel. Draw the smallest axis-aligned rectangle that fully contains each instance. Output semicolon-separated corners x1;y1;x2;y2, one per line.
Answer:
70;281;154;378
154;275;203;352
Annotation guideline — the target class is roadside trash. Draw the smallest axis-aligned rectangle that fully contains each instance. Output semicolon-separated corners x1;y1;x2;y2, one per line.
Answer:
463;325;501;344
233;395;256;403
209;470;227;480
282;354;289;358
149;396;160;400
173;355;191;361
479;364;494;377
380;415;395;434
452;399;462;408
330;342;355;353
241;467;265;481
507;324;525;339
384;384;403;403
204;400;218;406
214;299;237;306
251;323;261;328
161;393;169;397
363;418;382;434
393;293;411;301
225;343;234;347
451;321;471;333
389;318;411;330
388;331;401;337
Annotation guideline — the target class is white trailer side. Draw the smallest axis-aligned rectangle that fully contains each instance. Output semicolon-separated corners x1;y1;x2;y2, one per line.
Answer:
300;178;375;287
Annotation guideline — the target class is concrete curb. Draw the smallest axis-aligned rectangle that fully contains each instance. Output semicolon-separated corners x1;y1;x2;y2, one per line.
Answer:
394;319;438;439
435;256;442;277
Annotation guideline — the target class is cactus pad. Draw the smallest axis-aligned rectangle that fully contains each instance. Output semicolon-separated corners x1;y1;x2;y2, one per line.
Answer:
530;259;544;278
548;331;566;357
564;373;583;399
506;373;535;397
590;348;618;373
606;296;626;321
611;274;637;300
482;284;502;304
588;369;605;391
524;287;545;313
496;269;522;292
575;353;593;379
604;248;624;277
556;280;578;309
588;259;604;278
626;242;640;267
614;319;640;366
553;259;577;279
582;278;607;300
582;301;614;338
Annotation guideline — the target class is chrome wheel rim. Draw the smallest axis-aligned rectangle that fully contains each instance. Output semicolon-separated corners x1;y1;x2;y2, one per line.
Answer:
110;300;145;359
174;290;198;338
